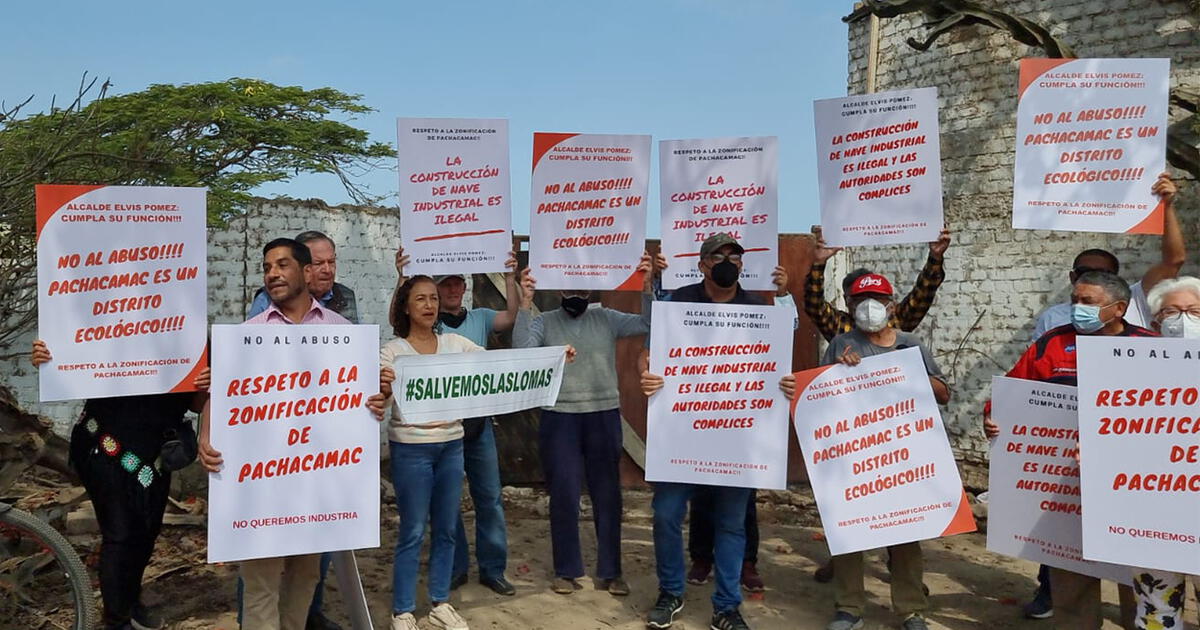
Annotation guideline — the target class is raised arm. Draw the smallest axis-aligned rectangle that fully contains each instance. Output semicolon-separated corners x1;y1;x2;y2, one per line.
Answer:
491;251;521;332
512;268;546;348
1140;172;1184;292
805;226;848;341
894;229;949;332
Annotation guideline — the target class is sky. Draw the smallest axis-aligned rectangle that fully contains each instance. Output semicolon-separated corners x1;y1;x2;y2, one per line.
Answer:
5;0;857;236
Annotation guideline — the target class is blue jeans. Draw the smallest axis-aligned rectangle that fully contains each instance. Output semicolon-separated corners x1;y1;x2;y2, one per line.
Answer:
453;419;508;580
652;482;750;613
390;439;464;615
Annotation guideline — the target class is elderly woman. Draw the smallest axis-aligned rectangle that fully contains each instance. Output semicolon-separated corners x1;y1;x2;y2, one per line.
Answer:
1131;276;1200;630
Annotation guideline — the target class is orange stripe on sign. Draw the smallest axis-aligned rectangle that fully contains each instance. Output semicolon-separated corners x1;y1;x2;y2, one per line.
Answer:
939;489;979;537
413;229;507;242
1125;199;1165;235
531;132;579;172
35;184;106;241
1017;58;1076;100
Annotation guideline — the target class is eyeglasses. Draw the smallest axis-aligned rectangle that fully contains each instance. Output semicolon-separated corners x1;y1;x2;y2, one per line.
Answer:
1157;307;1200;319
708;253;742;264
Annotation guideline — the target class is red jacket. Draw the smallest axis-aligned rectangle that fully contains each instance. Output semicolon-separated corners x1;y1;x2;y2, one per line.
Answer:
984;321;1156;416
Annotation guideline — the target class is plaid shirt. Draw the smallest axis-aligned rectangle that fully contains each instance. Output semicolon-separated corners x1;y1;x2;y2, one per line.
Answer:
804;255;945;341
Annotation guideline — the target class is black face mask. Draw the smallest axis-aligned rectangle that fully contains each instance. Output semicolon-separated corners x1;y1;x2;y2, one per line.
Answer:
562;296;589;318
710;261;739;288
438;310;467;329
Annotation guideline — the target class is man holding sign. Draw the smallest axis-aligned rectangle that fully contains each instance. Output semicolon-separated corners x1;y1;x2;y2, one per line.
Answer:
639;233;794;630
806;272;951;630
199;238;387;630
984;270;1150;629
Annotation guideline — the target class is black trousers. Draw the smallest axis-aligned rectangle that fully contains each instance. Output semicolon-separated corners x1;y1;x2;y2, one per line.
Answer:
688;487;759;564
72;428;170;627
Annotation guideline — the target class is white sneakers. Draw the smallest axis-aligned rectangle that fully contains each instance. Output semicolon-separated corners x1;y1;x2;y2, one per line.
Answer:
428;603;469;630
391;603;468;630
391;612;419;630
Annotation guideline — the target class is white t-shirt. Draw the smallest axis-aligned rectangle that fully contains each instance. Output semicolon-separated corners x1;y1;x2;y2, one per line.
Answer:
380;333;483;443
1032;281;1151;340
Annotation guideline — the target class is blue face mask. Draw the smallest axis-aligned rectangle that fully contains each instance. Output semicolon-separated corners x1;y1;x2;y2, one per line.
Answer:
1071;303;1108;333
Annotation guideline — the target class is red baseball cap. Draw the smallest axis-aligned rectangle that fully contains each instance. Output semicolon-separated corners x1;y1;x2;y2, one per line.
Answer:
849;273;894;297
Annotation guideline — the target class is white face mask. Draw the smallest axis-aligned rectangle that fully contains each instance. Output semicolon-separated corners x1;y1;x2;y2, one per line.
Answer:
854;299;890;333
1160;313;1200;339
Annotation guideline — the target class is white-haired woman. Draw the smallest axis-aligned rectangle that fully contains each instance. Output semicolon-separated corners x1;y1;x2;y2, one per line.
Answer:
1130;276;1200;630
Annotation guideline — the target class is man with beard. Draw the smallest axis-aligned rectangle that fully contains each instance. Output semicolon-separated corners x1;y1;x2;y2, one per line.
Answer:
513;251;657;598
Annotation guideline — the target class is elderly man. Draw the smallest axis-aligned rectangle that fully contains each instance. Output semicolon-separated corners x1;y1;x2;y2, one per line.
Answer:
249;230;358;324
639;233;795;630
394;247;520;596
986;270;1151;629
1015;172;1181;621
804;227;951;342
818;272;950;630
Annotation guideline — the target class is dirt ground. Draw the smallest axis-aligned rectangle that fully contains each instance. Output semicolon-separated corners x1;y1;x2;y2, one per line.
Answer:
103;485;1191;630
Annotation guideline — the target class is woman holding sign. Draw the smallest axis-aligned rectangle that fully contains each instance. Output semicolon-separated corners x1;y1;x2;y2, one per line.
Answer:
380;275;481;630
1129;278;1200;630
380;275;574;630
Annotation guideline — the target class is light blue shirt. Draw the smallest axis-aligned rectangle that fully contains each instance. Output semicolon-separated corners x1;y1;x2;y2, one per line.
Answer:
441;308;498;347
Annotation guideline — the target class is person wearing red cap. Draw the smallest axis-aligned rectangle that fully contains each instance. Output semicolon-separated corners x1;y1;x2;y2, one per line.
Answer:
819;272;950;630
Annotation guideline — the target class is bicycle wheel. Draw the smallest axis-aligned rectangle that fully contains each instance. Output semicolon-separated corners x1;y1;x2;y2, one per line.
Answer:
0;503;97;630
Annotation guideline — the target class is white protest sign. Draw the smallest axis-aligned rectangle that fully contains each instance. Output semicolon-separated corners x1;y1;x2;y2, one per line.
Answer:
1013;58;1170;234
791;348;974;555
36;185;208;402
646;301;793;490
1076;336;1200;575
814;87;943;247
392;346;567;424
207;324;381;563
659;137;778;291
986;377;1129;582
397;118;511;275
528;133;650;290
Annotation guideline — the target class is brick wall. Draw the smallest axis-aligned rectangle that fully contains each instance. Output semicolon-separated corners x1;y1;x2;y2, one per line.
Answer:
836;1;1199;486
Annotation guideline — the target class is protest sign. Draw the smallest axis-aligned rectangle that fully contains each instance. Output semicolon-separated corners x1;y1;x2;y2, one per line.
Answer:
645;301;793;490
528;133;650;290
1013;58;1170;233
813;87;943;247
1076;336;1200;575
35;185;208;402
392;346;567;424
659;136;778;291
397;118;511;274
207;324;381;563
986;377;1129;582
791;347;974;555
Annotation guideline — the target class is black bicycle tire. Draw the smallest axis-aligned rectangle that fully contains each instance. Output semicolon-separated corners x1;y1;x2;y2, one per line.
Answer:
0;505;98;630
